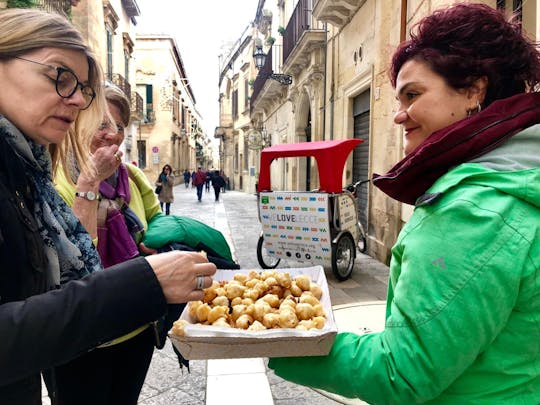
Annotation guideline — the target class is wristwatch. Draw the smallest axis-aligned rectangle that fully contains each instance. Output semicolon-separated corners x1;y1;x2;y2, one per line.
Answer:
75;191;99;201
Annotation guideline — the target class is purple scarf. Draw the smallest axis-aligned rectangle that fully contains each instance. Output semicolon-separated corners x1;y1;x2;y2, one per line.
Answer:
99;163;131;204
372;93;540;205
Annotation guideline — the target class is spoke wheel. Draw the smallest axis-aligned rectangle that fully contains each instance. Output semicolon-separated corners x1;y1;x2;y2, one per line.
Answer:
332;233;356;281
257;235;281;269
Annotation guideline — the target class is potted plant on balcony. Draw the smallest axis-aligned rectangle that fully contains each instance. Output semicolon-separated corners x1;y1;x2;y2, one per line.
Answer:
277;26;286;36
266;36;276;46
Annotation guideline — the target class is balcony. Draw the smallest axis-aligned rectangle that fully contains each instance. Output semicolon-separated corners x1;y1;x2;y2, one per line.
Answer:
34;0;72;16
282;0;325;75
313;0;366;29
106;73;131;100
131;91;143;121
121;0;140;18
250;46;287;114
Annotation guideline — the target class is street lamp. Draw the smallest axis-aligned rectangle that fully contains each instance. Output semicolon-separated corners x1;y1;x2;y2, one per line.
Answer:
253;45;292;86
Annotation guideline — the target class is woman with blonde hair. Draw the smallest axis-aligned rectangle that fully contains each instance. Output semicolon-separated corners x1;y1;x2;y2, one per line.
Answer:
0;9;215;404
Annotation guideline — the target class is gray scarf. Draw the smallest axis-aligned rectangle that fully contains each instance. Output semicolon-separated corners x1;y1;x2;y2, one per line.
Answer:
0;116;102;288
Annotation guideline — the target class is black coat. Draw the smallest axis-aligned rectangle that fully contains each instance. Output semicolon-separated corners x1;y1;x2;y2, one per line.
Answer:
0;120;167;404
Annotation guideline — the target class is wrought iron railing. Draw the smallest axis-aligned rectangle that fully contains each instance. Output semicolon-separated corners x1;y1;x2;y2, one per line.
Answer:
105;73;132;100
34;0;72;16
250;46;274;110
282;0;324;64
131;91;143;120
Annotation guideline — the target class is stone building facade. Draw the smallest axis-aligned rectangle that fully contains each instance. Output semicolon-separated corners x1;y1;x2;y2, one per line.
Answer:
218;0;539;264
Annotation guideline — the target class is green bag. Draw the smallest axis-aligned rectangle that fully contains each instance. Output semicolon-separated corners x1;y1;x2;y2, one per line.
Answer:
143;213;233;261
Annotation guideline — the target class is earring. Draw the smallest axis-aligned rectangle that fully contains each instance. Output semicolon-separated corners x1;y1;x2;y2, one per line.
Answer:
467;101;482;117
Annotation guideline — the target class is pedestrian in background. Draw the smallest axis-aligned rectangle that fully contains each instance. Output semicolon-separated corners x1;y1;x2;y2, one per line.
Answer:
211;170;226;202
269;3;540;403
0;8;215;404
183;168;190;188
192;166;206;202
205;168;212;192
191;169;196;188
157;164;174;214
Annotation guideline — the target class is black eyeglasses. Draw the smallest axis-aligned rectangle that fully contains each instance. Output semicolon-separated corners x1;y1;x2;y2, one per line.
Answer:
14;56;96;110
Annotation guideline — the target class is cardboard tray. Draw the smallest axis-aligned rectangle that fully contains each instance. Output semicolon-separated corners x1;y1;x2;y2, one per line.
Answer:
168;266;337;360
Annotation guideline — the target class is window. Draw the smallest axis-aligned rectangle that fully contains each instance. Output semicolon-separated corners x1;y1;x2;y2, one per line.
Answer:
124;51;130;83
232;89;239;119
244;137;249;169
145;84;154;123
106;27;113;78
137;140;146;169
244;78;249;110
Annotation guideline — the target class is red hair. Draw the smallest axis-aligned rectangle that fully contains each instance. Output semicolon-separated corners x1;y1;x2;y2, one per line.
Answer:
390;3;540;107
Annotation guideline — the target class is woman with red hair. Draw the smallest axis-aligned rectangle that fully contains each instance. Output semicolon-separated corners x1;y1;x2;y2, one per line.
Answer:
270;3;540;403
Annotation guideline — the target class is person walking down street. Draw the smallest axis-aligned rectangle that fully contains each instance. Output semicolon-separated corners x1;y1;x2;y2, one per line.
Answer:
269;3;540;404
183;168;190;188
157;164;174;215
192;167;206;202
211;170;226;202
205;169;212;192
0;9;216;405
191;170;196;188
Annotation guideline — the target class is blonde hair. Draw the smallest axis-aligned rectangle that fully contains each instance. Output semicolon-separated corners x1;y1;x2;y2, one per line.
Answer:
0;8;105;179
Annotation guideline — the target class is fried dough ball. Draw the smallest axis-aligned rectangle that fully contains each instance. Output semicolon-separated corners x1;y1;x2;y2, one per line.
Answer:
215;287;226;297
243;288;260;301
233;273;248;284
278;308;298;328
252;302;272;322
299;293;319;307
265;276;278;287
295;275;311;291
267;284;284;298
225;283;246;300
188;301;203;318
290;282;303;297
313;304;326;317
309;282;323;300
259;293;280;308
212;317;231;328
203;286;218;304
248;320;267;331
171;319;189;336
195;303;211;322
312;316;326;329
235;314;254;329
245;278;259;289
231;304;249;322
280;296;297;310
262;313;280;329
275;272;292;288
212;295;229;307
207;305;229;324
231;297;243;307
296;303;315;320
242;297;254;306
297;320;315;330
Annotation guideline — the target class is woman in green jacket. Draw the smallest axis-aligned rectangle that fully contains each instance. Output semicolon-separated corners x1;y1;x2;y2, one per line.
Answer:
269;4;540;404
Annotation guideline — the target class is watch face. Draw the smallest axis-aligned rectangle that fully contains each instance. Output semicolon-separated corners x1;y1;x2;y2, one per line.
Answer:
86;191;96;200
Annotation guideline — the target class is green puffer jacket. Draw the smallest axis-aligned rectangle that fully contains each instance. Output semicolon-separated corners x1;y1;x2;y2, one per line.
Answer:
269;126;540;404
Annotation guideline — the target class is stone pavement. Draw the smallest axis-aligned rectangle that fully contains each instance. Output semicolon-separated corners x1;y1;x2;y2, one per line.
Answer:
42;182;390;404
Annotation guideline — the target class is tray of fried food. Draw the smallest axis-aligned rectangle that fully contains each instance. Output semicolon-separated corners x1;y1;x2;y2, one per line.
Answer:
170;266;336;338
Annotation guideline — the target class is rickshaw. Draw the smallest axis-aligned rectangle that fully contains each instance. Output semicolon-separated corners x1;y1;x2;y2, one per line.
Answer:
256;139;366;281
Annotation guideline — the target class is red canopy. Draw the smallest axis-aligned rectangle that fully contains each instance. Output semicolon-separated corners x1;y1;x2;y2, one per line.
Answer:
258;139;363;193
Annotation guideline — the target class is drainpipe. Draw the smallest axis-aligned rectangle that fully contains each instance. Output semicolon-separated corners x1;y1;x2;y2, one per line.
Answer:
400;0;408;42
329;33;335;140
322;23;327;141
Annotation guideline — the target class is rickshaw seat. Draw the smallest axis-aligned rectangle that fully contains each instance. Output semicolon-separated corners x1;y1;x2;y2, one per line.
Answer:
258;139;363;193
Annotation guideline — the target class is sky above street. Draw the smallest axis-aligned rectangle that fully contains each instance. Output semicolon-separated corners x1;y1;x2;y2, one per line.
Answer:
137;0;259;138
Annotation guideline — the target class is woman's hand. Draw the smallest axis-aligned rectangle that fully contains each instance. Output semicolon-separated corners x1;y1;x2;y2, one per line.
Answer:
90;144;123;182
145;250;217;303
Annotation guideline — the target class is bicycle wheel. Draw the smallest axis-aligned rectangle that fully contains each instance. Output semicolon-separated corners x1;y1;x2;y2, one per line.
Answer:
331;233;356;281
257;235;281;269
357;222;367;253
